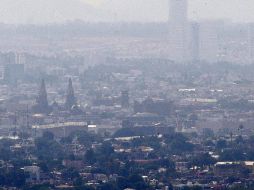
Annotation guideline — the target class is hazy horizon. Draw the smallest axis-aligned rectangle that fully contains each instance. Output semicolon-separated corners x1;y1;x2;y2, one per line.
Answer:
0;0;253;24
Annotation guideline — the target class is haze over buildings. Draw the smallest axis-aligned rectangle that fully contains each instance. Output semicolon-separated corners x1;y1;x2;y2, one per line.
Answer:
165;0;254;63
0;0;252;64
0;0;254;24
168;0;188;61
1;0;254;189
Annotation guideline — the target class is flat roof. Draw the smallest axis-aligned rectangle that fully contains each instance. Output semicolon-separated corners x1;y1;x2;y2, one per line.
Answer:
32;122;87;129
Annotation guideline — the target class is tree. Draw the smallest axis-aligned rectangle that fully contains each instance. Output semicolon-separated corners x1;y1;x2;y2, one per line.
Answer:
98;183;118;190
128;174;147;189
23;184;53;190
116;177;129;189
75;186;95;190
216;139;227;149
4;169;26;187
62;168;80;181
170;138;194;153
34;136;64;169
235;135;244;145
220;148;246;161
99;142;114;156
85;149;96;164
73;177;83;187
191;153;216;167
42;131;54;140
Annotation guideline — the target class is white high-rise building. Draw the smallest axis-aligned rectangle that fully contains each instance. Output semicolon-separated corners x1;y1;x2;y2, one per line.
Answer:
169;0;188;24
199;21;222;62
189;22;200;61
248;23;254;64
168;0;189;62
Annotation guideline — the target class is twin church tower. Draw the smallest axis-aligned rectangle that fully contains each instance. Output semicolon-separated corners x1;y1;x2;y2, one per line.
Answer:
33;78;77;114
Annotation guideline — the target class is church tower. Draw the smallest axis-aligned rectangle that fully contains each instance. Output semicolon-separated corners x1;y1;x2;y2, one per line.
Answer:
33;79;49;113
65;78;76;110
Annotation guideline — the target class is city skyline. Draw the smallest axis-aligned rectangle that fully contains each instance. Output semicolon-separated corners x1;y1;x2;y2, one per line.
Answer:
0;0;253;24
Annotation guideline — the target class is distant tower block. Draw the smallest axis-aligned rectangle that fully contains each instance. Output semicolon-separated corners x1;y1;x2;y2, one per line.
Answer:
121;90;129;108
248;23;254;64
33;79;49;113
190;23;200;61
168;0;189;62
65;78;77;110
169;0;188;23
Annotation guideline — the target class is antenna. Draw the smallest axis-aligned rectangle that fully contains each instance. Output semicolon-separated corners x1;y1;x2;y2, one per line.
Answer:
26;104;29;129
14;111;17;137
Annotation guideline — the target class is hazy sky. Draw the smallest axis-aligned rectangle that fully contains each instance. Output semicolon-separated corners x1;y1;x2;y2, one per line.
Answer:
0;0;253;24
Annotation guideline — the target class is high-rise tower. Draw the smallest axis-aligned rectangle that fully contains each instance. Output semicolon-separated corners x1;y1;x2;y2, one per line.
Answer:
121;90;129;108
190;22;200;61
65;78;76;110
169;0;188;24
168;0;189;62
248;23;254;64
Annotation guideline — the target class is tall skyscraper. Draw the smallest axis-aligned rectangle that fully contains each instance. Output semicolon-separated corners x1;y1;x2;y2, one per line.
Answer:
168;0;189;62
190;23;200;61
121;90;129;108
4;63;24;85
248;23;254;64
169;0;188;24
199;21;221;62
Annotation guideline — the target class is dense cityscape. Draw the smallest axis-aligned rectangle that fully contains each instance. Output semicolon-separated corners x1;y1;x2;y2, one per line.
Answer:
0;0;254;190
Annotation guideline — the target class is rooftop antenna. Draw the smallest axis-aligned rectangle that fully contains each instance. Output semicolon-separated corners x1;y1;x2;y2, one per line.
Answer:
175;112;182;132
14;111;17;137
26;104;29;129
